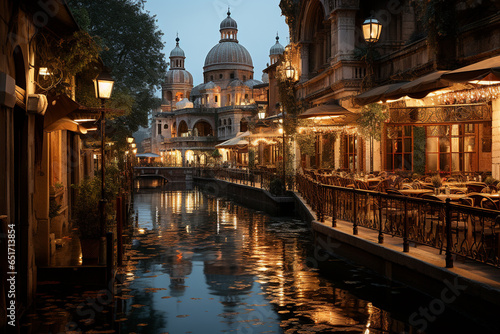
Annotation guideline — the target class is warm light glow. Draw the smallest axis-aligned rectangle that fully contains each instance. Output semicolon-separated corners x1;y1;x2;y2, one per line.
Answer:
278;128;283;134
85;127;98;131
93;69;115;99
131;143;137;148
363;17;382;43
468;72;500;85
127;137;134;144
258;110;266;119
132;148;137;154
307;115;342;121
125;150;129;155
39;67;51;76
285;64;295;80
435;84;500;104
74;118;97;122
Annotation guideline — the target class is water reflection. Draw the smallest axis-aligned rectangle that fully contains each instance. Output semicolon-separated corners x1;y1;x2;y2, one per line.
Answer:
118;185;489;334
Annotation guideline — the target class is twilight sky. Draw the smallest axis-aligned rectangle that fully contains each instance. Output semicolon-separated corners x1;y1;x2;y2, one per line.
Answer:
142;0;290;92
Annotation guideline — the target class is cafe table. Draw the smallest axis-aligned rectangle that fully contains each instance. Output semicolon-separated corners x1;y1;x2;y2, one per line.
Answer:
399;189;434;197
436;193;468;202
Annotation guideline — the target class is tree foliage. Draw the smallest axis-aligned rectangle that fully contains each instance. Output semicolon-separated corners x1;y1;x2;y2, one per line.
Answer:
358;103;388;141
68;0;167;133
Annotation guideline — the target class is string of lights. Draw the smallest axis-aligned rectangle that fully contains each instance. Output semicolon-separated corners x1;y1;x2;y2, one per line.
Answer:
435;84;500;105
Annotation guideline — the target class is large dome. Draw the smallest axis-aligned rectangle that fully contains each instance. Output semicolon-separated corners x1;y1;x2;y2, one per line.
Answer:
165;69;193;85
204;42;253;71
204;11;253;73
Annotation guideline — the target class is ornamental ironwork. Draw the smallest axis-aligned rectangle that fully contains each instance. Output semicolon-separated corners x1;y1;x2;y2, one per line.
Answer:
388;103;492;124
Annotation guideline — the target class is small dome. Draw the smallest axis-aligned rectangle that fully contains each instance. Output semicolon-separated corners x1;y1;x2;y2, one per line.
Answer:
220;10;237;30
191;83;205;97
170;37;185;58
165;69;193;85
270;35;285;56
228;79;244;88
244;79;263;88
176;98;193;109
204;81;217;90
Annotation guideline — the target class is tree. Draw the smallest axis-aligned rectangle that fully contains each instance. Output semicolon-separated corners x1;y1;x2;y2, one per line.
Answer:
68;0;167;134
358;103;388;173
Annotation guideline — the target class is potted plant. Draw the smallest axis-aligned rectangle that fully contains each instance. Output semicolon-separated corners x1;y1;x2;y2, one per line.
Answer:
72;176;102;264
430;175;443;194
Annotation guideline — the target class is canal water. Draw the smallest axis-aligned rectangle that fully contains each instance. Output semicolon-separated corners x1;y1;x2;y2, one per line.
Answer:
114;183;495;334
22;183;498;334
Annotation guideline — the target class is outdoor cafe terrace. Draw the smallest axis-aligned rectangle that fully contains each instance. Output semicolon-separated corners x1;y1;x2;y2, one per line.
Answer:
195;167;500;274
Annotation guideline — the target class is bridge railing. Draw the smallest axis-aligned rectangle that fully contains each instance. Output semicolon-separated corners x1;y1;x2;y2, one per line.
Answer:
194;167;280;191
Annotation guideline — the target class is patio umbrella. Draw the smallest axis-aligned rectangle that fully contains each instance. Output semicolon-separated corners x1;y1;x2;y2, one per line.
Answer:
215;131;250;149
442;55;500;83
298;101;351;120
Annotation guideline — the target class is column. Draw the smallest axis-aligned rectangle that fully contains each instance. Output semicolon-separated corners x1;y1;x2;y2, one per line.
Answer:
492;98;500;179
336;10;356;60
300;42;310;82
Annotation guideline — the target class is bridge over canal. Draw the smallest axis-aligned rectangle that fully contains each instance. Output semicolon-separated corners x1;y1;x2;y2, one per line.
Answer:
133;167;193;186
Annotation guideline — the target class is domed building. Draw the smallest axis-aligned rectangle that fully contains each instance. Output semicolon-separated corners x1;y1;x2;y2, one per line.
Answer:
269;34;285;65
204;10;254;86
152;11;270;167
161;36;193;111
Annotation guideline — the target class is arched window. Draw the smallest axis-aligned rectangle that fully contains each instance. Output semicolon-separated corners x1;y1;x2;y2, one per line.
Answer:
164;124;168;129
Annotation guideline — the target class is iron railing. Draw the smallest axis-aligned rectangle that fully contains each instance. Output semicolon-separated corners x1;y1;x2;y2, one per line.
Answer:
194;167;281;191
296;173;500;269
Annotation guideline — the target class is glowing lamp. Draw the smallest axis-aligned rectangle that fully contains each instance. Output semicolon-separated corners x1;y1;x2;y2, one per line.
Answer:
258;109;266;119
93;68;115;99
285;64;295;80
363;17;382;43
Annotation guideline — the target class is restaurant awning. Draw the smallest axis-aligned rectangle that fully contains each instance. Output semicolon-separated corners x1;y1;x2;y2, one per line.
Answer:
385;71;451;100
354;82;409;106
442;55;500;83
44;117;88;134
298;101;351;119
216;131;250;148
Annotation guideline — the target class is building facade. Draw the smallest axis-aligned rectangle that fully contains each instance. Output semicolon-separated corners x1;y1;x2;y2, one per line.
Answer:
281;0;500;176
150;11;269;167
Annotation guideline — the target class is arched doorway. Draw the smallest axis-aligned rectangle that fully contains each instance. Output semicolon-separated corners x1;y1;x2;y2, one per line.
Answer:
178;120;189;137
193;120;213;137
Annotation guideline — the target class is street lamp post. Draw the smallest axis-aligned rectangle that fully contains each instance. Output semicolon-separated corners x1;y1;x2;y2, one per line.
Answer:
362;17;382;174
93;68;114;236
281;62;296;191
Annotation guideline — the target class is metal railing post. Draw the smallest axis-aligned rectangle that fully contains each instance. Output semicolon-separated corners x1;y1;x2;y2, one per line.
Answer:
378;194;384;244
445;198;454;268
116;196;123;267
332;188;337;227
403;198;409;252
353;191;358;235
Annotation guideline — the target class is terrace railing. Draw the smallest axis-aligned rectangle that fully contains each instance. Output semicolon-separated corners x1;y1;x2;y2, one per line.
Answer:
296;173;500;269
